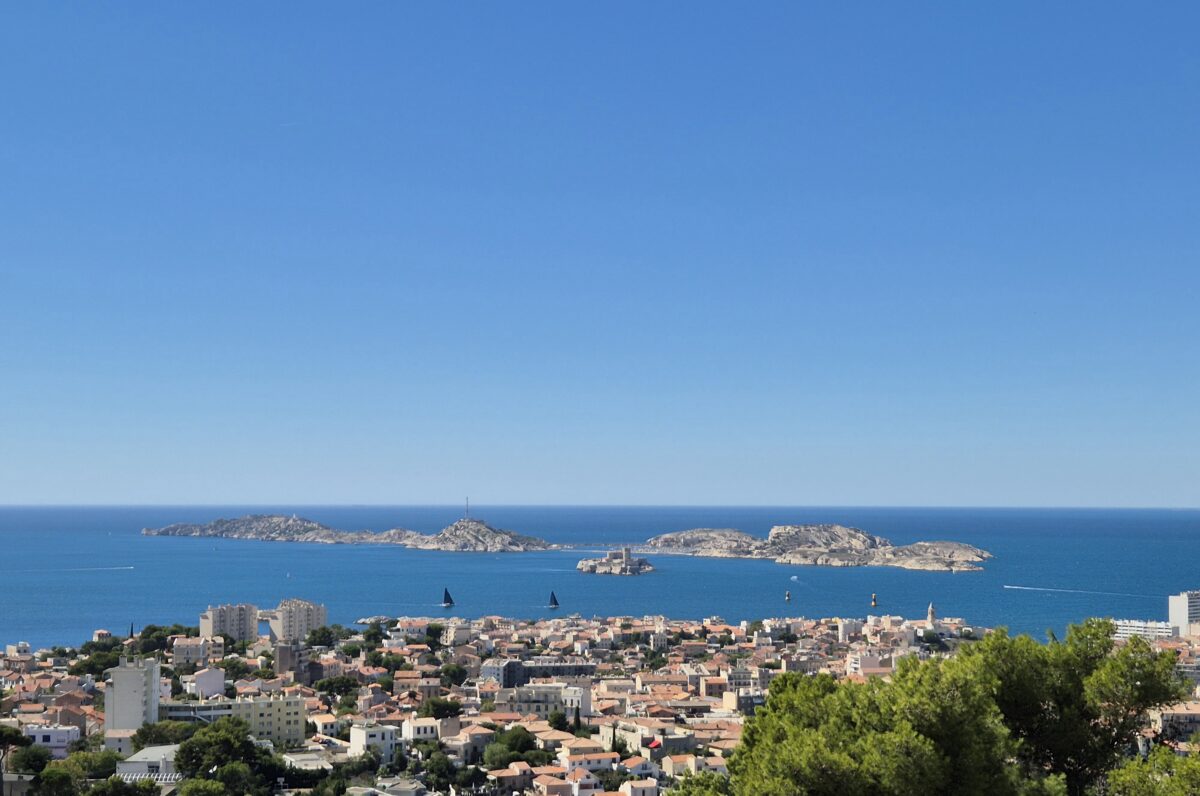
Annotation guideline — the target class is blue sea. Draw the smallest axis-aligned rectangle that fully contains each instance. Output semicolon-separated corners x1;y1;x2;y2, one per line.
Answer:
2;506;1197;650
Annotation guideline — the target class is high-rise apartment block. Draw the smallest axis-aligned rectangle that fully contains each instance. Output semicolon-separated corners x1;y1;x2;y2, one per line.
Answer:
199;603;259;643
1169;591;1200;637
268;598;328;643
105;657;161;731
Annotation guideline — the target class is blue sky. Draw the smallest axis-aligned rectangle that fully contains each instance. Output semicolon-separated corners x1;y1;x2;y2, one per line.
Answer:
1;4;1197;506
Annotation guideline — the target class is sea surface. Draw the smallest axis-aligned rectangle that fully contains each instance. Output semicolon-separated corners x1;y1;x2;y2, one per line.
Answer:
1;506;1197;650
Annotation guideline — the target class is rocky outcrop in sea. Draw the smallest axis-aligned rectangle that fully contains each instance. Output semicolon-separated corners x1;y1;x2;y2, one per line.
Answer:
640;524;990;572
142;514;555;552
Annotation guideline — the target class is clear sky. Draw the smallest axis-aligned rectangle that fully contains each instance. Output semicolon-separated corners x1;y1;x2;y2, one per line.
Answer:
1;4;1197;507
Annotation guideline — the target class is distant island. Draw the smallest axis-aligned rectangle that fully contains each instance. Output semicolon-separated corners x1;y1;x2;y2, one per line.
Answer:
640;524;990;572
143;515;990;571
143;515;556;552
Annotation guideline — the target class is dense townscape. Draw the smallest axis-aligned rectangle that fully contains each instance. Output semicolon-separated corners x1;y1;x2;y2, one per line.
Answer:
4;592;1200;795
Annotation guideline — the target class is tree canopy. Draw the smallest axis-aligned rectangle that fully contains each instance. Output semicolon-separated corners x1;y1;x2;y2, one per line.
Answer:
964;618;1186;795
12;744;53;773
722;619;1183;796
132;720;199;751
417;696;462;719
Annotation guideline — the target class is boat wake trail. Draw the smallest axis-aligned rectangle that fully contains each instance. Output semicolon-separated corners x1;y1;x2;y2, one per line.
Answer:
1003;585;1161;599
13;565;135;573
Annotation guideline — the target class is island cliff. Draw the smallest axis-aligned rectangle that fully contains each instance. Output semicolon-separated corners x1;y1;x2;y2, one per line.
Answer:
142;515;555;552
641;524;989;572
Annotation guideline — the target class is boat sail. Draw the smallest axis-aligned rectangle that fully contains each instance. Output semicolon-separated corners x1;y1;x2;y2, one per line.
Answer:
442;588;455;608
549;591;560;609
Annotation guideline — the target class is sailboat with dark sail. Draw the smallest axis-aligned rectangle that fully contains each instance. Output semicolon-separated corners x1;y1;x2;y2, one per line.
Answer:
441;588;455;608
548;591;560;609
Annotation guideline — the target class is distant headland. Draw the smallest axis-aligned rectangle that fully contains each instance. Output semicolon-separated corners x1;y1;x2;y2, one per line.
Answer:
143;514;990;571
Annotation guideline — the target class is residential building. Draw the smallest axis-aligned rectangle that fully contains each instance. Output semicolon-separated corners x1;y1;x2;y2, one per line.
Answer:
480;656;597;688
116;744;180;782
621;780;658;796
1170;592;1200;637
181;667;226;699
200;604;259;643
105;657;161;731
269;599;328;643
171;636;225;667
1112;619;1177;642
349;723;400;760
22;724;80;759
274;643;310;684
495;682;591;718
159;694;304;748
1153;701;1200;741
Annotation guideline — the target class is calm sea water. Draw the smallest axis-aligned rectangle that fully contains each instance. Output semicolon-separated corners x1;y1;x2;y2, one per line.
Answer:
1;506;1197;650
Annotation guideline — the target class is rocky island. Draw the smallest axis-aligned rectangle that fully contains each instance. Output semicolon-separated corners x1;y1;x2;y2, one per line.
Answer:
577;547;655;575
144;515;988;571
640;524;990;572
143;515;556;552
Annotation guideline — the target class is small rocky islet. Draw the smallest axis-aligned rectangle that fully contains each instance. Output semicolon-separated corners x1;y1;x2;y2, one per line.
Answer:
143;514;990;571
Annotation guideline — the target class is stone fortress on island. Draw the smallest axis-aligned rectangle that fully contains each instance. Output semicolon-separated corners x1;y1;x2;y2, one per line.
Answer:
577;546;655;575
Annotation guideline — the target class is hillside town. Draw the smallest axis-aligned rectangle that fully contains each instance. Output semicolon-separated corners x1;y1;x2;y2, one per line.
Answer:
5;595;1200;795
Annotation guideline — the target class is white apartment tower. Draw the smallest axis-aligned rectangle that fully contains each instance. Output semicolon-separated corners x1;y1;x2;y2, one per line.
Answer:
200;603;259;642
1168;591;1200;637
105;657;161;731
269;598;328;643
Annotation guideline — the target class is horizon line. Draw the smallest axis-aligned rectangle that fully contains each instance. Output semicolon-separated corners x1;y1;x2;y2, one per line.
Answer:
0;502;1196;511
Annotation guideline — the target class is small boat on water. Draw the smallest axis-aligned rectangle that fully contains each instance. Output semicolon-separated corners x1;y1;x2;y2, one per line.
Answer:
549;591;560;609
441;588;455;608
871;592;878;608
785;590;791;602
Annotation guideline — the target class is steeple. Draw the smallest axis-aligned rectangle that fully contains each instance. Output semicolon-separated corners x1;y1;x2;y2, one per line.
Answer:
927;602;937;626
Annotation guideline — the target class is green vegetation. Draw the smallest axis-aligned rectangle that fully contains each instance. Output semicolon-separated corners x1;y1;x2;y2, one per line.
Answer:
46;749;122;782
30;767;78;796
68;650;122;677
417;696;462;719
81;779;158;796
131;720;199;751
12;744;52;773
482;726;554;769
1107;744;1200;794
673;771;737;795
314;675;361;697
364;650;413;672
598;769;634;791
213;656;250;680
305;624;355;648
0;725;32;776
968;620;1185;794
133;624;199;654
716;619;1183;796
439;662;468;687
362;621;386;646
174;717;315;796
